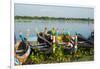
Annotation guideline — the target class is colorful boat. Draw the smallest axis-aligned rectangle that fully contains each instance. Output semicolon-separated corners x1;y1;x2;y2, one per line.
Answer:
15;41;31;65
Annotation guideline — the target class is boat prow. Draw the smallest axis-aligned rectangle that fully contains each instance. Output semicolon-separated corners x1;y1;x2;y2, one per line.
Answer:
15;41;31;65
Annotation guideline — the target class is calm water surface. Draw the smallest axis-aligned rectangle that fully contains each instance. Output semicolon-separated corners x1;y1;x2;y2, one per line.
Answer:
15;19;94;41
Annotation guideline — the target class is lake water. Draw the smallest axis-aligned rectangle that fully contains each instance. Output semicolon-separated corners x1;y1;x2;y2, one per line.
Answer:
15;19;94;41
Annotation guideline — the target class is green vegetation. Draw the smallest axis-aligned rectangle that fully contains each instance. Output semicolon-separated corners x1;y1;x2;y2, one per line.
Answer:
24;46;94;65
15;16;94;21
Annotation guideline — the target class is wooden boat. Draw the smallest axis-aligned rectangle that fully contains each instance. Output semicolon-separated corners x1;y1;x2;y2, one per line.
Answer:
15;41;31;65
37;32;78;53
77;33;94;48
77;33;94;45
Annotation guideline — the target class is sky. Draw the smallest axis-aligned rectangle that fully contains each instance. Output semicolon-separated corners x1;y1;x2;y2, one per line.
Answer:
14;3;94;19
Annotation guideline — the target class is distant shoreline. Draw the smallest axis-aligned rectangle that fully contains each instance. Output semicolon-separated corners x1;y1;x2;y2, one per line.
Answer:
15;16;94;21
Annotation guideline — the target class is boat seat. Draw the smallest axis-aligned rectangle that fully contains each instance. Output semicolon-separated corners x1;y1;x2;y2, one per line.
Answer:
16;50;24;53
